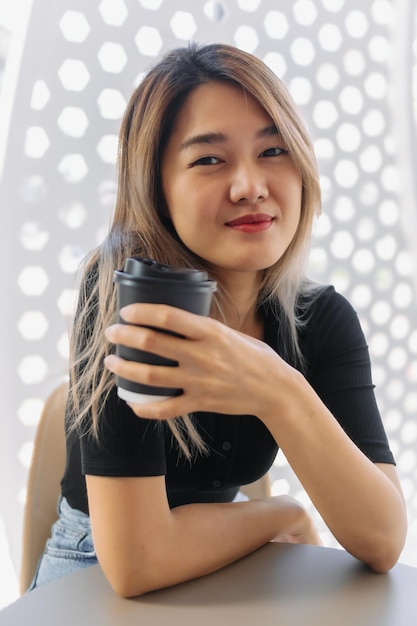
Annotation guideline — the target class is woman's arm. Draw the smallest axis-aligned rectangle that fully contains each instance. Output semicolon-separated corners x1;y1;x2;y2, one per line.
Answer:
86;474;319;597
257;366;407;573
104;303;407;573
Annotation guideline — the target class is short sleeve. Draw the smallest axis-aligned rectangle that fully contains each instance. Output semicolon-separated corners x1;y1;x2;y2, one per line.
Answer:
301;287;395;465
80;386;168;477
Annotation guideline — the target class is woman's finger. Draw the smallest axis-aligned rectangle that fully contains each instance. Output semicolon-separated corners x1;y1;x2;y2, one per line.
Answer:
104;353;188;390
119;303;215;340
105;323;190;363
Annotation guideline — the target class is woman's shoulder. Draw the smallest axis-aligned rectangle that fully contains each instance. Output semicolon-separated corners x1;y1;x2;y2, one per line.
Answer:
297;283;367;368
298;283;358;326
297;283;358;329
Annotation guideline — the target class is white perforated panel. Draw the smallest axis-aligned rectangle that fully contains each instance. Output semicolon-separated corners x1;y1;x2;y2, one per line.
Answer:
0;0;416;578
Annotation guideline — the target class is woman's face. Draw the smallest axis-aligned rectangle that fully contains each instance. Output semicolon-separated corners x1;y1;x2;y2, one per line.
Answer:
161;81;302;280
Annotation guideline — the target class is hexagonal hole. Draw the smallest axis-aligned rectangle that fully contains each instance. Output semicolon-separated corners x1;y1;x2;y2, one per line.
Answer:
19;175;48;203
58;154;88;183
57;289;78;317
204;1;227;22
97;88;126;120
58;59;90;91
135;26;163;56
18;397;44;427
57;333;70;360
318;24;342;52
18;356;48;385
18;311;49;340
59;10;90;43
17;266;49;296
97;42;127;73
59;245;84;273
20;222;49;251
237;0;262;9
313;100;339;129
58;106;89;138
170;11;197;40
24;126;50;159
343;49;365;76
138;0;164;9
321;0;345;11
58;202;87;228
98;179;117;207
30;80;51;110
263;52;287;78
96;223;111;245
18;441;34;468
289;76;313;106
18;487;27;506
316;63;340;91
345;10;369;39
99;0;128;25
233;25;259;53
290;37;316;66
264;11;289;39
97;134;118;163
293;0;317;26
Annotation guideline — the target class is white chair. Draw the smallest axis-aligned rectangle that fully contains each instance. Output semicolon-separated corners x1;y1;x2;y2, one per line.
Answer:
20;382;68;594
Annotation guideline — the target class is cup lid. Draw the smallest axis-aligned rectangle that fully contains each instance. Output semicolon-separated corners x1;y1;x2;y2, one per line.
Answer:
118;257;211;283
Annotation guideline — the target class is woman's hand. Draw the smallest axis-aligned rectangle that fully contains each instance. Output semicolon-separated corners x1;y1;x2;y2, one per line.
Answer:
270;496;322;545
104;302;289;421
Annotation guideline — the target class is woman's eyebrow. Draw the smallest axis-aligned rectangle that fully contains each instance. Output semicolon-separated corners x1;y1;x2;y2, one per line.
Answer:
257;125;281;139
178;125;280;152
179;132;228;151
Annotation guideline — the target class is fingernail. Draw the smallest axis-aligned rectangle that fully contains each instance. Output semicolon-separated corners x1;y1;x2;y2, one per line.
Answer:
119;306;131;319
104;326;115;340
104;355;116;369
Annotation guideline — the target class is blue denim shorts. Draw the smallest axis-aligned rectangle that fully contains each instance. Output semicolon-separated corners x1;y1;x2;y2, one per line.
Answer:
29;496;98;591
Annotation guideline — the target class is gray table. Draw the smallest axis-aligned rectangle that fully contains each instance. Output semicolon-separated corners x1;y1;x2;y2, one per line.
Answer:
1;543;417;625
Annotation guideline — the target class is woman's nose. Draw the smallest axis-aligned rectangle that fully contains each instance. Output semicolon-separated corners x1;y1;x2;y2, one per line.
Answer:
229;163;269;204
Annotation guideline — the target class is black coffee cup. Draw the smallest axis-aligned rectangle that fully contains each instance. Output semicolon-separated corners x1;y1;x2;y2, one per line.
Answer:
113;257;217;404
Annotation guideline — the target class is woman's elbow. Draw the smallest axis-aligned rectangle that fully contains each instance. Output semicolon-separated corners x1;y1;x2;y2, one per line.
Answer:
105;565;162;598
109;576;149;599
365;551;399;574
361;527;407;574
99;546;173;598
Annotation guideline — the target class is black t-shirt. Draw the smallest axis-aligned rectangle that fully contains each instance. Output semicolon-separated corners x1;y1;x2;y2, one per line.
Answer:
61;285;395;515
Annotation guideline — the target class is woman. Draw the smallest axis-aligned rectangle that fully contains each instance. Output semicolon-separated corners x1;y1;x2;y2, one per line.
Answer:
31;43;406;597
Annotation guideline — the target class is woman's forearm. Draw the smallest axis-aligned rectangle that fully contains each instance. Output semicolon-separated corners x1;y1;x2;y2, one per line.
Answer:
87;475;318;598
259;367;407;572
144;498;315;595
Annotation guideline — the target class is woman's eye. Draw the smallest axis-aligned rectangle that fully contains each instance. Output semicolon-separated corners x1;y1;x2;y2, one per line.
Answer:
190;155;221;166
261;147;288;158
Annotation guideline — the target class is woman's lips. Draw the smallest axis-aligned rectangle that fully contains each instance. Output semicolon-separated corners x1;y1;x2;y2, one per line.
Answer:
226;214;274;233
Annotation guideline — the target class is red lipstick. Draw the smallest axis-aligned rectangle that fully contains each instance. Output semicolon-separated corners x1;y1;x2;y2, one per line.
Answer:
226;214;274;233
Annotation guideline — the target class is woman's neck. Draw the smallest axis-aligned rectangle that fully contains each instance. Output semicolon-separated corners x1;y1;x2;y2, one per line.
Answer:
215;270;264;339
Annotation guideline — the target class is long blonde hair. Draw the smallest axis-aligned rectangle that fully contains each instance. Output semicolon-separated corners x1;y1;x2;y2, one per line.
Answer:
68;43;322;457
